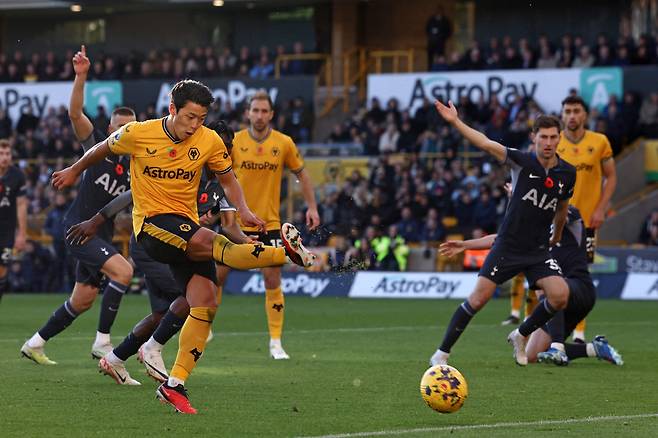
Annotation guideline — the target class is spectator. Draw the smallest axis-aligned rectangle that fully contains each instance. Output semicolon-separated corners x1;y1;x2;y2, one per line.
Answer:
396;206;420;242
572;45;595;67
373;225;410;271
639;209;658;246
425;5;453;67
44;192;70;292
378;123;399;153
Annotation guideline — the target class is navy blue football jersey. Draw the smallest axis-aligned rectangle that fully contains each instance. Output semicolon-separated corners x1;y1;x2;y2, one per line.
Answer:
497;148;576;252
0;165;27;232
64;131;130;239
197;167;235;216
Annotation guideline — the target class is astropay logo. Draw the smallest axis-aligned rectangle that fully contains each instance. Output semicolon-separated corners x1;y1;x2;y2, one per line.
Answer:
349;272;478;299
580;68;622;112
242;273;330;297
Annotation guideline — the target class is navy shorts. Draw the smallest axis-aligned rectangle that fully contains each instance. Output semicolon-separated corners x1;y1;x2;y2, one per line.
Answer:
0;231;14;267
479;244;564;287
129;235;182;314
66;234;117;288
137;214;216;292
562;277;596;336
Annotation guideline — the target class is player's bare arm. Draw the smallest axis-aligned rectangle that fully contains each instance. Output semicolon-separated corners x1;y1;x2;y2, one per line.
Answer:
295;168;320;231
434;99;507;162
550;200;569;247
52;140;113;189
68;44;94;142
219;211;260;244
591;158;617;229
439;234;497;257
14;195;27;251
216;170;265;232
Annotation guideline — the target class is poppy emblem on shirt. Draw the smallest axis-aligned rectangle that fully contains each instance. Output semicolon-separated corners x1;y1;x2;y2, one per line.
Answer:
168;148;177;158
115;164;124;175
199;193;208;203
544;177;554;189
0;184;3;194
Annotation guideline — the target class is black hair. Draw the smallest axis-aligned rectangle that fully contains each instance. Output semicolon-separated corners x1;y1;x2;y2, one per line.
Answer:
561;95;589;113
207;119;234;151
170;79;214;111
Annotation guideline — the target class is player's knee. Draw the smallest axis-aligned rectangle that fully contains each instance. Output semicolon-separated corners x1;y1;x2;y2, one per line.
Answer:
114;263;133;285
170;296;190;317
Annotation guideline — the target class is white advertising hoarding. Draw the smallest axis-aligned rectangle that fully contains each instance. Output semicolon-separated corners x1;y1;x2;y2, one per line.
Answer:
349;272;478;299
368;68;582;115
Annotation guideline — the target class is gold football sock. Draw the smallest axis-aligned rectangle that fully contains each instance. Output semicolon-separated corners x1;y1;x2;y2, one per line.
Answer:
573;319;586;340
510;274;525;318
525;291;539;319
212;234;286;269
170;306;216;382
216;285;223;307
265;287;285;340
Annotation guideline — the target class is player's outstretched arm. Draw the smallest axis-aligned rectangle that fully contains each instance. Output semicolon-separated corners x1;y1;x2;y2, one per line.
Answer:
217;171;266;232
52;140;112;189
434;100;507;162
68;44;94;144
66;190;133;245
550;200;569;247
219;211;260;244
295;168;320;231
439;234;496;257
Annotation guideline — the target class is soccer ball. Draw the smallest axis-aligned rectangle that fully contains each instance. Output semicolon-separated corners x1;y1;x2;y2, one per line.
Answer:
419;365;468;413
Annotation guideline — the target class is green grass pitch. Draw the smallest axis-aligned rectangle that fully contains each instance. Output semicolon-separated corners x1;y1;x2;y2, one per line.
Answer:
1;294;657;437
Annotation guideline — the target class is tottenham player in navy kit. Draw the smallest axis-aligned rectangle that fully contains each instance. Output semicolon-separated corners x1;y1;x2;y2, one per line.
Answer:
21;46;135;365
0;139;27;302
439;205;623;367
429;100;577;366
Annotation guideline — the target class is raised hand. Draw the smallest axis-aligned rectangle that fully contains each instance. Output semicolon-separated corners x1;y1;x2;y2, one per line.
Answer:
72;44;90;76
434;99;458;123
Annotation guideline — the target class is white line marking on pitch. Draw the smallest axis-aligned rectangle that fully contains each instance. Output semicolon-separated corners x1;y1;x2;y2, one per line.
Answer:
298;413;658;438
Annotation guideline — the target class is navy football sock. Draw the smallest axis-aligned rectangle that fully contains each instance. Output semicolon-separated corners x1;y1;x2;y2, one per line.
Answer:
38;300;79;340
439;301;477;353
152;310;186;346
519;298;557;337
97;281;128;334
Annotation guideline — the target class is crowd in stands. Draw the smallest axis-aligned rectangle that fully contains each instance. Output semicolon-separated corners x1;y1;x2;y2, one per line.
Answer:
429;32;658;72
0;42;316;83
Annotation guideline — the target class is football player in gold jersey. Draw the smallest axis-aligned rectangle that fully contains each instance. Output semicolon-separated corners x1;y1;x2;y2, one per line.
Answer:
52;80;315;414
216;90;320;360
559;95;617;342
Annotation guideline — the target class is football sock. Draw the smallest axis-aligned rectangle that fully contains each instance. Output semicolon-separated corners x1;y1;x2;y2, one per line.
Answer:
439;301;477;353
265;287;284;340
565;342;596;360
37;299;79;341
510;274;524;318
519;298;556;337
545;309;566;343
216;285;223;306
573;319;586;340
211;234;286;269
170;306;216;382
525;291;539;319
114;330;149;361
152;310;187;346
97;281;129;335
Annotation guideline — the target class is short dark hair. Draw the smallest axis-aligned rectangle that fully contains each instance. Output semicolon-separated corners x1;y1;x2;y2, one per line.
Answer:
561;95;589;113
532;114;561;133
0;139;10;149
207;119;234;151
247;89;274;111
111;106;136;118
170;79;214;111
